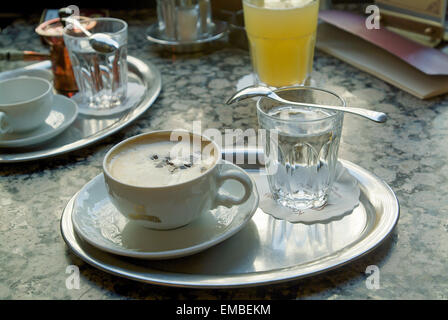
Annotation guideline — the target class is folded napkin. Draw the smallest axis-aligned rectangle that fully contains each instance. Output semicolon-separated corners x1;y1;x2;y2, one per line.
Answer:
317;10;448;99
319;10;448;75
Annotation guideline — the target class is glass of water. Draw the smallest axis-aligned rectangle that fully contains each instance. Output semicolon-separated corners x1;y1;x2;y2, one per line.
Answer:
63;18;128;111
257;86;345;210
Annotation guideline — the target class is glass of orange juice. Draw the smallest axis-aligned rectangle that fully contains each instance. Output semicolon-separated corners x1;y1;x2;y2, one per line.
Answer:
243;0;319;88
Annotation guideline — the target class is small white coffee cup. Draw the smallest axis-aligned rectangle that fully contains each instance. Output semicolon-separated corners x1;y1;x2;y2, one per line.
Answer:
103;130;254;230
0;77;53;134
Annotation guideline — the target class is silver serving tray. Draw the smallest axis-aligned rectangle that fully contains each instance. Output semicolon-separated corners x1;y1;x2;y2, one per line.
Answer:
0;56;161;163
60;158;399;288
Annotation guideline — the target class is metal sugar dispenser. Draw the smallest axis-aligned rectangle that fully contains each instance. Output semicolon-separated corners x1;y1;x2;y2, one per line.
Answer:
156;0;213;41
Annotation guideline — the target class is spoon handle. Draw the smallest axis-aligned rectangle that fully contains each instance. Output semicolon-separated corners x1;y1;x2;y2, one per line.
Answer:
64;17;92;37
272;94;387;123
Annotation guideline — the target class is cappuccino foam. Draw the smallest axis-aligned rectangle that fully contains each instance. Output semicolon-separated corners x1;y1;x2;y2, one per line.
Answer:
108;139;216;187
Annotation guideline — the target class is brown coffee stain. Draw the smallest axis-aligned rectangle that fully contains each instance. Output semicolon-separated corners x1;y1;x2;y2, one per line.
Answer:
129;206;162;223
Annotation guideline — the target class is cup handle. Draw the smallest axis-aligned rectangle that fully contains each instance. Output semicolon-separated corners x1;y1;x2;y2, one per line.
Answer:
215;168;253;208
0;112;11;135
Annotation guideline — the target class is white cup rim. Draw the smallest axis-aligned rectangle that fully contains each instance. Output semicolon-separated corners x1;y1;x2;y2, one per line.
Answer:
0;76;52;108
103;130;221;190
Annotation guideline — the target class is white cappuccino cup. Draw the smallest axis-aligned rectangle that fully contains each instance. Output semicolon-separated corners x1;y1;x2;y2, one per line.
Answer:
103;130;254;230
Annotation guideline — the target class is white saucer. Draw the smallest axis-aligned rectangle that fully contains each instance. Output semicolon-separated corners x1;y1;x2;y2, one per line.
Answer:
71;162;259;260
0;94;78;148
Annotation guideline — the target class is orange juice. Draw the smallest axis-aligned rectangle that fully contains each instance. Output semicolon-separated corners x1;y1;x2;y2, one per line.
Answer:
243;0;319;87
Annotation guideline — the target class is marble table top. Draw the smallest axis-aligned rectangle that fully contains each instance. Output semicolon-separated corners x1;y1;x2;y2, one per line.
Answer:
0;20;447;300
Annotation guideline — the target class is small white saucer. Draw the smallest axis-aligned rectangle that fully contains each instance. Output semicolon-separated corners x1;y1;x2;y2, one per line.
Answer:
0;95;78;148
71;162;259;260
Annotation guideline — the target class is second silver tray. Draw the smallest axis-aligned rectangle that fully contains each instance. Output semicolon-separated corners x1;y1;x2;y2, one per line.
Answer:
60;159;399;288
0;56;161;163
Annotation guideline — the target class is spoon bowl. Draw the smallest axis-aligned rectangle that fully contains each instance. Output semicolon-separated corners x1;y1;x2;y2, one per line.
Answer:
227;86;387;123
89;33;120;54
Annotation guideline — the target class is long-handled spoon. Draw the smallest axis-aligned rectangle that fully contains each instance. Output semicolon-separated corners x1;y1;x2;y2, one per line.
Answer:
226;86;387;123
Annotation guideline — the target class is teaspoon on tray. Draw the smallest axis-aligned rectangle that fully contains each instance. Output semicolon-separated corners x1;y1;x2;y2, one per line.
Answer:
227;86;387;123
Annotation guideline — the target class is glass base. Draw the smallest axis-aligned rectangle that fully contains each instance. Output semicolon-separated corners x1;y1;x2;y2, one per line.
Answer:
71;82;145;116
272;190;329;211
255;76;311;90
250;72;316;89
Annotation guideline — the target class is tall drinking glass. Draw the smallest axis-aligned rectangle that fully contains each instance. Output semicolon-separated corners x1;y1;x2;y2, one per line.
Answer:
257;86;344;210
243;0;319;87
63;18;128;111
